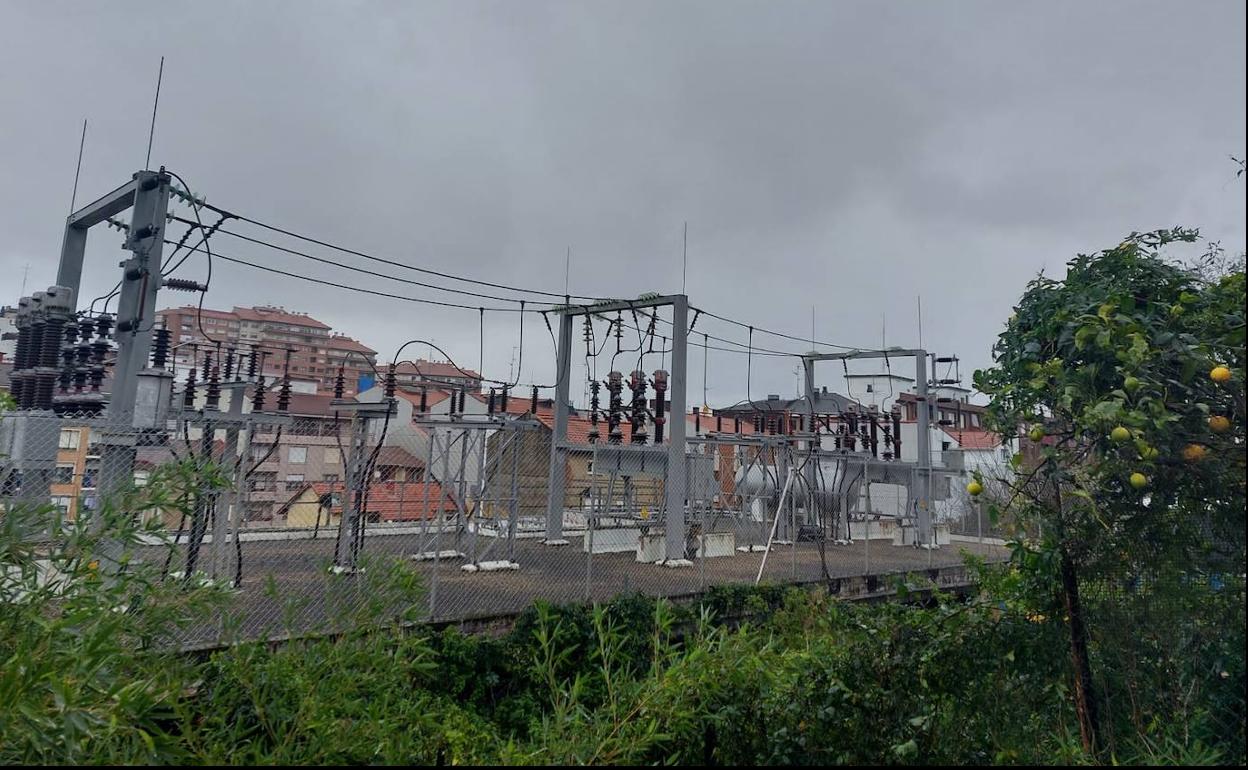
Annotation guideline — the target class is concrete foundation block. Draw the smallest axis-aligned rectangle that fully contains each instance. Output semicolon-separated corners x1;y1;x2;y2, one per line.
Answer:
698;531;736;558
636;532;666;562
892;523;951;547
410;549;465;562
462;560;520;573
583;528;641;554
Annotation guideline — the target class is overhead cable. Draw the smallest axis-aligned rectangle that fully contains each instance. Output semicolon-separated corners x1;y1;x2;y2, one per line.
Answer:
176;192;608;302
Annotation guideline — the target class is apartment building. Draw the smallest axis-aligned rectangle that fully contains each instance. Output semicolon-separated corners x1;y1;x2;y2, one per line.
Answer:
156;304;377;395
48;425;97;520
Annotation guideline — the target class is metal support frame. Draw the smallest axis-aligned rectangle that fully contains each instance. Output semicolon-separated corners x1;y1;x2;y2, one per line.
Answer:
331;399;396;573
210;384;247;581
544;295;690;564
801;348;935;546
58;170;173;425
171;404;289;582
57;170;173;510
406;414;540;569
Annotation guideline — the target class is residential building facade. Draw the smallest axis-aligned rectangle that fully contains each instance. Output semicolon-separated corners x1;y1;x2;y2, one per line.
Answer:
156;304;377;395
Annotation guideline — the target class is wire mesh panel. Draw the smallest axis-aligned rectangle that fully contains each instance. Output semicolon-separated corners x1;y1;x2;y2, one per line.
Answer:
1;399;1014;650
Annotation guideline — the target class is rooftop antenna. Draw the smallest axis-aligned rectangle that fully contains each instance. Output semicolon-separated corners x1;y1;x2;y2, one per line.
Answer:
69;118;87;213
565;246;571;296
917;295;924;350
144;56;164;170
681;221;688;295
20;263;30;297
882;312;886;349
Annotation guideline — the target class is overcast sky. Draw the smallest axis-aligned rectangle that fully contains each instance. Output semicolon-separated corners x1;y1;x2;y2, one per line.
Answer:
2;0;1244;408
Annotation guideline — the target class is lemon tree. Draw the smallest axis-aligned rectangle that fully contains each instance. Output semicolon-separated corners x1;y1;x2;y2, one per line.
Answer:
974;228;1246;755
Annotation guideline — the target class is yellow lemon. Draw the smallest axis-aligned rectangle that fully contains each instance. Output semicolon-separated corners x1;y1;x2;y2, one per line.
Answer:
1110;426;1131;443
967;480;984;496
1209;415;1231;433
1210;366;1231;383
1129;472;1148;489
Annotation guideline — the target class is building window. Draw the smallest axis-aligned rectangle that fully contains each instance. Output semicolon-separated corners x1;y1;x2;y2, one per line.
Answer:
50;496;73;515
81;468;98;490
54;464;75;484
323;473;339;483
284;474;305;491
941;441;952;451
288;446;308;464
58;429;80;450
324;448;339;464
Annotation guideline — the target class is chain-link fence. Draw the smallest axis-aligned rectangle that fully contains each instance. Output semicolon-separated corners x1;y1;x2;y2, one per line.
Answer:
2;403;1012;649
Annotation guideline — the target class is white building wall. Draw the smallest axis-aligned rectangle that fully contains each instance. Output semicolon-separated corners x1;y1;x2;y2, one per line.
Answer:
0;313;15;361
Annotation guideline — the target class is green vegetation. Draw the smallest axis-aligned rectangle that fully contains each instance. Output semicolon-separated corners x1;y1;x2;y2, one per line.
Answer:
974;229;1246;761
2;496;1241;764
1;230;1244;765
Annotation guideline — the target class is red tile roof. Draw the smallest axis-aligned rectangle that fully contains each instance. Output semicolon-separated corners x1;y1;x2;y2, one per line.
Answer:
465;398;763;443
394;387;454;410
396;359;481;380
285;392;343;416
283;480;457;522
944;428;1004;450
231;305;332;330
158;306;238;322
325;334;376;354
374;445;422;469
688;411;760;435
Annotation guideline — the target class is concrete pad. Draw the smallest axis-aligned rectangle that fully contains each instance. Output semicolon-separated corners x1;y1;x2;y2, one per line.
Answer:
462;560;520;573
410;550;465;562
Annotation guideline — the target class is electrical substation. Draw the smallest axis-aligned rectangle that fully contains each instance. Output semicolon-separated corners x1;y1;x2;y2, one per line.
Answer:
0;166;1006;643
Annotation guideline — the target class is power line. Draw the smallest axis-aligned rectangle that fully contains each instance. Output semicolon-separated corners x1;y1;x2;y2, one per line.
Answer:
164;173;853;357
690;305;860;351
178;192;609;303
643;307;806;357
167;170;224;345
584;309;793;359
171;216;550;307
183;243;545;314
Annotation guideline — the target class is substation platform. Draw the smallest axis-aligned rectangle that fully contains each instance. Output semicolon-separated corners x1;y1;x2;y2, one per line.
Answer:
146;534;1010;649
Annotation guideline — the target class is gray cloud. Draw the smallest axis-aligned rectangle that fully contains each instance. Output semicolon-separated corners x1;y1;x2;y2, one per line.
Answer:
2;0;1243;406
